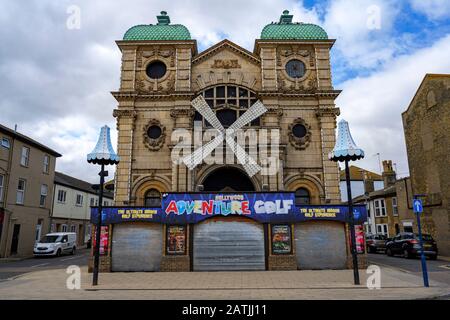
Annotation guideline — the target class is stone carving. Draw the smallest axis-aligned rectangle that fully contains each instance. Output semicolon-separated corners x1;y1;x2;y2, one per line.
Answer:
211;59;241;69
143;119;166;151
288;118;312;150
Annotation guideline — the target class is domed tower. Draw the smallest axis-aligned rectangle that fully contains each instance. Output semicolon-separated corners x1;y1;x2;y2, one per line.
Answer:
255;10;341;203
113;12;197;206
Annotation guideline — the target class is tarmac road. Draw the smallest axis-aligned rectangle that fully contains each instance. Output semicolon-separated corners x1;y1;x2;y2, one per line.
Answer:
0;248;89;281
367;252;450;286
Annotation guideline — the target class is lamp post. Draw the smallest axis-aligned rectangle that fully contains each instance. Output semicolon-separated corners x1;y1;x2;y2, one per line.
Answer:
87;125;119;286
329;119;364;285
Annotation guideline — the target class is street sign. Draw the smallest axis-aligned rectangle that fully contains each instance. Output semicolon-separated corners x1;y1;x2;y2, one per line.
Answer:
413;199;423;213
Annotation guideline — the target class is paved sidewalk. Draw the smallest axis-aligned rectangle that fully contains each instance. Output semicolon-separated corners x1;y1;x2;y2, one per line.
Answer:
0;266;448;299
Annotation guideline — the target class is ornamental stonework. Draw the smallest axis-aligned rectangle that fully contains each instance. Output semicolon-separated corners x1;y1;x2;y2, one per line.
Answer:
143;119;166;151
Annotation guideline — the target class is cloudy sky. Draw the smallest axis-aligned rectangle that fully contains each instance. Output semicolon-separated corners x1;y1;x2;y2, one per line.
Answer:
1;0;450;183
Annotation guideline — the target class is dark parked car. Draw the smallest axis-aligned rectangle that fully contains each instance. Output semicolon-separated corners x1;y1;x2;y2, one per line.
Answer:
366;234;388;253
385;232;438;259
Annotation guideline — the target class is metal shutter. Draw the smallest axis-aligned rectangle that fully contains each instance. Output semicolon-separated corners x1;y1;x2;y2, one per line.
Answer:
111;223;162;272
295;221;347;270
193;218;265;271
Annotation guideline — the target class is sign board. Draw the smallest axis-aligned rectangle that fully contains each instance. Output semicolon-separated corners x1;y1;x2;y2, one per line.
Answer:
413;199;423;213
91;192;367;225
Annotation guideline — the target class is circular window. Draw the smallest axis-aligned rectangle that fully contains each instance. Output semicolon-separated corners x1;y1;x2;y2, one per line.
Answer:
146;61;167;79
292;124;307;138
285;59;306;79
147;125;162;139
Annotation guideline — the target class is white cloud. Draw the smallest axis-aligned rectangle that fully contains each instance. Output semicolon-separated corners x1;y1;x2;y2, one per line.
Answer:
336;34;450;177
323;0;401;70
410;0;450;20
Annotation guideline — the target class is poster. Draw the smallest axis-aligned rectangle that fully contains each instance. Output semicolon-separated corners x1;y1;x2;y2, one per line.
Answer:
271;225;291;254
166;225;186;254
355;225;365;254
93;226;109;256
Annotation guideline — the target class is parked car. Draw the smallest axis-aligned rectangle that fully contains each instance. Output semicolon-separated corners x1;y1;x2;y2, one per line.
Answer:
366;234;388;253
34;232;77;257
385;232;438;259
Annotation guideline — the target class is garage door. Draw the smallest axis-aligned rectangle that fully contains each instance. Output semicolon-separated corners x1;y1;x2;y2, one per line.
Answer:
193;218;265;271
111;223;162;272
295;221;347;270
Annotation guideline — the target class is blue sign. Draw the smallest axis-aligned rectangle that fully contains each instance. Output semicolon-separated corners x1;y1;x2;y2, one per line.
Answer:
413;199;423;213
91;192;367;225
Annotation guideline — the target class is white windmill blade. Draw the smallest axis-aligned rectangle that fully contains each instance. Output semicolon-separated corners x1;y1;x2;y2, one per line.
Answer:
230;100;267;130
182;133;224;169
224;134;261;177
191;95;224;132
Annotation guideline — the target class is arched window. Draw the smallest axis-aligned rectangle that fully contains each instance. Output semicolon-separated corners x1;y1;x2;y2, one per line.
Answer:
295;188;310;205
194;85;260;128
144;189;161;207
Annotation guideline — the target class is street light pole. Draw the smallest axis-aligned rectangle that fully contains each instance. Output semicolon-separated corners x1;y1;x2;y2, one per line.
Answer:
345;159;360;285
329;119;365;286
92;164;106;286
87;125;119;286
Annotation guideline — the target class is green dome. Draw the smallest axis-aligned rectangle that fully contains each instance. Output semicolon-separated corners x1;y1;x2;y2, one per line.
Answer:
261;10;328;40
123;11;191;41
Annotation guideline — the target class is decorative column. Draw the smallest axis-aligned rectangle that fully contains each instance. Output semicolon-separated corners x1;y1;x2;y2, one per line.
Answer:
316;106;341;203
113;109;137;205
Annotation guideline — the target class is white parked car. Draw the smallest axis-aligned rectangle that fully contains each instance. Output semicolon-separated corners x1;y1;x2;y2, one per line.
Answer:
34;232;77;257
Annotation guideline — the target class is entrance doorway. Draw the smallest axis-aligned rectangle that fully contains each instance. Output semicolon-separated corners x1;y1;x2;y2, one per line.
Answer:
202;167;255;192
11;224;21;255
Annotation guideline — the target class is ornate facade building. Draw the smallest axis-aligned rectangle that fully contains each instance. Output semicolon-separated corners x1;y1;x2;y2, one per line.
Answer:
93;11;363;272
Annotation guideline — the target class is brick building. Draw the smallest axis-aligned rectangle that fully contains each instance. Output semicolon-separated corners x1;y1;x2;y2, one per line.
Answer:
402;74;450;256
91;10;369;272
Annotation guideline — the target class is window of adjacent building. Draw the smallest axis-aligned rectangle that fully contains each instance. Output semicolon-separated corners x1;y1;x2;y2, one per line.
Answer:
376;224;388;236
16;179;26;204
61;224;68;232
75;194;83;206
43;155;50;173
392;197;398;216
90;197;95;206
295;188;310;205
20;146;30;167
1;138;10;149
374;199;386;217
70;225;76;233
57;189;67;203
0;174;4;203
39;184;48;207
145;189;162;207
103;200;108;206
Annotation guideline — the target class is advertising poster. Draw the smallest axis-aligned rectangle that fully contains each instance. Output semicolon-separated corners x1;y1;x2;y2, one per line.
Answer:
271;225;291;254
166;225;186;254
93;226;109;256
355;225;365;254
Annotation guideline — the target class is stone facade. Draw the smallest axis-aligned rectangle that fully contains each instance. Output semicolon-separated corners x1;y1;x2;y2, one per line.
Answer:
402;74;450;256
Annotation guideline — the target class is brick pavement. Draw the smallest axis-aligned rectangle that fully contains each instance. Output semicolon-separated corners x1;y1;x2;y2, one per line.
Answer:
0;266;448;300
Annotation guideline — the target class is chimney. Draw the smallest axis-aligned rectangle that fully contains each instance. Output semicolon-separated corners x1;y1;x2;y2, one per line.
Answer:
363;171;374;194
382;160;397;188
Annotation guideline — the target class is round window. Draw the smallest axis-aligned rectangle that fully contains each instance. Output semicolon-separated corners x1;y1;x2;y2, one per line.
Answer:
285;59;306;79
146;61;167;79
292;124;307;138
147;125;162;139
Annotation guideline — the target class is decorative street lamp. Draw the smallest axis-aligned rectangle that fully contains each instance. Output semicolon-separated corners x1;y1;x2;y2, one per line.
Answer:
329;119;364;285
87;125;119;286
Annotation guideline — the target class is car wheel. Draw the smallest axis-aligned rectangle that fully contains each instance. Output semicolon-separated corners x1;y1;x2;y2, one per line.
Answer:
56;249;62;257
386;248;393;256
403;249;411;259
430;255;437;260
71;247;76;255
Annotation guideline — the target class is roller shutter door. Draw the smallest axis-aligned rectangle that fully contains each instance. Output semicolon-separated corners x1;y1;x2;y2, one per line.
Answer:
111;223;162;272
295;221;347;270
193;219;265;271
